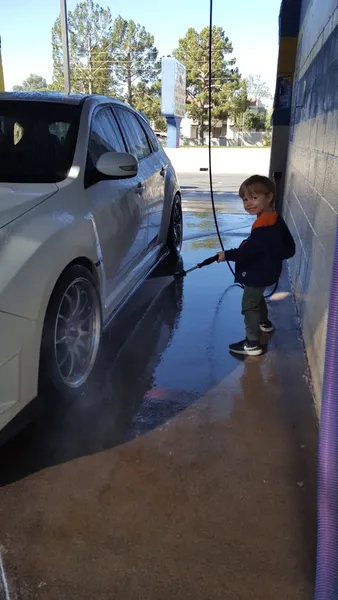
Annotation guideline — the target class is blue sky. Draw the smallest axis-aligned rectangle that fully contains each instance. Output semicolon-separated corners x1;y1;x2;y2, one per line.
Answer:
1;0;281;96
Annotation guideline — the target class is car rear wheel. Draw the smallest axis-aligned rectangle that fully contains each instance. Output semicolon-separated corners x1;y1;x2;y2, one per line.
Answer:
39;265;102;397
167;195;183;258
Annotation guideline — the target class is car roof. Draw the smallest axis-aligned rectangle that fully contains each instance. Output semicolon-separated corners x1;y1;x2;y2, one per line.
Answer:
0;91;133;110
0;91;87;105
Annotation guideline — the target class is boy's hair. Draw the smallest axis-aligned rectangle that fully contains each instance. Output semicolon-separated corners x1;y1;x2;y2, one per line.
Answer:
239;175;275;203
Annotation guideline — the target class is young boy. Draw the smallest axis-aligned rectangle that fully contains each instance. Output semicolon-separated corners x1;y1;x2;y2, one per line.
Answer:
217;174;295;356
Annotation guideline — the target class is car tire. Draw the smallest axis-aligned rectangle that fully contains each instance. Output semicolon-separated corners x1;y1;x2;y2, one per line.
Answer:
39;265;102;398
167;195;183;258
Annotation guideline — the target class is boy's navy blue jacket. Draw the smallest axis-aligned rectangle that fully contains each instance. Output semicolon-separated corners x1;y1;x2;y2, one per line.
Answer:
224;212;296;287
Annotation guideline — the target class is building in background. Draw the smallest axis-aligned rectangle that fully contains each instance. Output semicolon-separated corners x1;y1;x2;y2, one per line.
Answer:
247;97;268;119
271;0;338;411
180;115;227;145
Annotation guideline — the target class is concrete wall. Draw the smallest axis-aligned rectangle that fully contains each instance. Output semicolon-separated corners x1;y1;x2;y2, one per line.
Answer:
283;0;338;410
164;148;271;175
232;132;269;147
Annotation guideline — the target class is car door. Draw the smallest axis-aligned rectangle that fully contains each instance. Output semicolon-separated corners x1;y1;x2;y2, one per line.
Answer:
139;117;168;248
113;107;165;250
84;105;148;306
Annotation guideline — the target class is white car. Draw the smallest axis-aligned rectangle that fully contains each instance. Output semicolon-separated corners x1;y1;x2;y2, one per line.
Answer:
0;92;182;433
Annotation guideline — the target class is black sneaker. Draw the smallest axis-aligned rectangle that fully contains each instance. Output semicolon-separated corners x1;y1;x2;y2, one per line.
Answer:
229;339;263;356
259;320;274;333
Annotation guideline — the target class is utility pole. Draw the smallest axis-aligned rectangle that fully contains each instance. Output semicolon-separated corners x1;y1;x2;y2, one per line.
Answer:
60;0;71;94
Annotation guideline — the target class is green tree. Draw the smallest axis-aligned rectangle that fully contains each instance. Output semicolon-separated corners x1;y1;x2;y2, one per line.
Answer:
110;16;159;106
51;0;114;94
246;73;271;102
174;26;242;144
228;79;249;127
132;80;166;130
13;74;47;91
262;131;272;147
243;109;265;131
265;107;273;131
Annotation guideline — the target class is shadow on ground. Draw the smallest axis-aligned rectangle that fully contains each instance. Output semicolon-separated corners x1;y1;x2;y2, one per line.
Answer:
0;249;241;485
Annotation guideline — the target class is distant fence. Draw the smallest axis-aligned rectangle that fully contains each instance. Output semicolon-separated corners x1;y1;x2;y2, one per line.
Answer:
179;131;271;147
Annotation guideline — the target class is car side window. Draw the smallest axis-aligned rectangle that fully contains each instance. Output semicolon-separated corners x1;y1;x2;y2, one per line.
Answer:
138;117;160;153
88;106;125;161
85;106;126;186
114;108;151;161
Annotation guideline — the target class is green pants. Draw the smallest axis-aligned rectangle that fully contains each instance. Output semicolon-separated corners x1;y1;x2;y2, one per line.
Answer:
242;286;268;341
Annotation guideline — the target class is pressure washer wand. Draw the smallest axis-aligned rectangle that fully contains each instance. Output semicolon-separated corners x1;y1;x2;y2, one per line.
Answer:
174;254;219;279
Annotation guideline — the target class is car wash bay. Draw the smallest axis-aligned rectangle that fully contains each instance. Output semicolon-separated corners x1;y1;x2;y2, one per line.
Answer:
0;212;317;600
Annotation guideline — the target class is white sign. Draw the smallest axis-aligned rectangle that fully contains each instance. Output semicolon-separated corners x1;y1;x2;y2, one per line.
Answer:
161;58;186;119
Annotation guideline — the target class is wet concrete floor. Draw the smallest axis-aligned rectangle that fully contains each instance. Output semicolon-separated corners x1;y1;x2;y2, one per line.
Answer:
0;213;318;599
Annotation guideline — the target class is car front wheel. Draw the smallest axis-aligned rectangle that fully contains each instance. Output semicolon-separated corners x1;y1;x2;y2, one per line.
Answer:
167;195;183;257
39;265;102;397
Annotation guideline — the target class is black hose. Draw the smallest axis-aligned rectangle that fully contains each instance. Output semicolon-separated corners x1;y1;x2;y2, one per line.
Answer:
208;0;235;279
208;1;224;254
207;0;277;299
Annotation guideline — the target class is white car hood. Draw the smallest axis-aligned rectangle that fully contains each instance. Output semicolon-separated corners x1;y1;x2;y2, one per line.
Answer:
0;183;58;229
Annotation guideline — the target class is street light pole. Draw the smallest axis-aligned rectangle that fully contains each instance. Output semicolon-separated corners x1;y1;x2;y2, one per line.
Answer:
60;0;71;94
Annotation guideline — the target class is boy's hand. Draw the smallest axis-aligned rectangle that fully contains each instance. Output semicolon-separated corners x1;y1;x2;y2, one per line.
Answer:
217;251;226;262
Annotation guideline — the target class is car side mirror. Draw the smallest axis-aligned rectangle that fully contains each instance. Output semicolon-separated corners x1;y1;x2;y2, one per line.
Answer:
96;152;138;179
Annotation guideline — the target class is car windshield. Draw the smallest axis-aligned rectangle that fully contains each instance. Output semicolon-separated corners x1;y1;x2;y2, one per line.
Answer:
0;100;81;183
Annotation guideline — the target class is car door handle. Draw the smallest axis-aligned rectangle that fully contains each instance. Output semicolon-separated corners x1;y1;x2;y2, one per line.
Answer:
160;165;168;177
137;183;144;194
